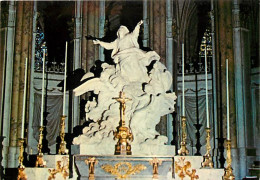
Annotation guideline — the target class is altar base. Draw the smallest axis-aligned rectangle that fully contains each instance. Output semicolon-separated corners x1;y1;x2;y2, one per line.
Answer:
74;155;174;180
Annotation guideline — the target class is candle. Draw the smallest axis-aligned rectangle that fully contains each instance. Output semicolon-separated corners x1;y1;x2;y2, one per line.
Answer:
182;43;185;116
40;50;46;127
63;41;68;115
21;58;28;138
205;49;209;128
226;59;230;140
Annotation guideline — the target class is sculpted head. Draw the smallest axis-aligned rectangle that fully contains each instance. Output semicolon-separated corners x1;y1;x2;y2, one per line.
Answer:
117;26;129;38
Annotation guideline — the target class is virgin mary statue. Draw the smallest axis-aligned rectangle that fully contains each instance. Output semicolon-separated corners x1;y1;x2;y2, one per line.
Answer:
93;20;160;83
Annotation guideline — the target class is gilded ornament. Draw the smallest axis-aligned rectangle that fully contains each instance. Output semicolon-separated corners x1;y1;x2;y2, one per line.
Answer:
101;162;146;179
178;116;189;155
48;156;69;180
85;157;98;180
175;157;199;180
58;115;69;155
201;128;214;168
223;140;235;180
36;126;46;167
149;158;162;179
113;92;133;155
17;167;27;180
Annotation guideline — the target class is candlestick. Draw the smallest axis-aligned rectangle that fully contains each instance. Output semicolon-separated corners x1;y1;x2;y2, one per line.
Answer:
182;43;185;116
18;138;27;179
223;140;235;179
40;50;46;127
58;115;68;154
113;92;133;155
226;59;230;140
63;41;68;115
177;116;189;155
201;128;213;168
21;58;28;138
205;49;209;128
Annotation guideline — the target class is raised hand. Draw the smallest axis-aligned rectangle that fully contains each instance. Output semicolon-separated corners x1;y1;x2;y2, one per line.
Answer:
93;40;100;45
137;20;143;26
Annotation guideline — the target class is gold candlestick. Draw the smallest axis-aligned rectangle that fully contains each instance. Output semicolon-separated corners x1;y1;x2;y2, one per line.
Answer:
18;138;27;180
18;138;25;168
58;115;68;154
223;140;235;180
35;126;45;167
178;116;189;155
201;128;213;168
113;92;133;155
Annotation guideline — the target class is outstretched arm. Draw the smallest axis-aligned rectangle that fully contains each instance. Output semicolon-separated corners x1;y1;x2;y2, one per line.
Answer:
132;20;143;38
93;39;117;50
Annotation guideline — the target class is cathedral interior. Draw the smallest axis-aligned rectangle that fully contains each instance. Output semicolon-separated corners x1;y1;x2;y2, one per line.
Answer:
0;0;259;179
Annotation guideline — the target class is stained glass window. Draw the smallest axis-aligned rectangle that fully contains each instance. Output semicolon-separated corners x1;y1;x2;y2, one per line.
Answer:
199;29;212;73
35;25;47;71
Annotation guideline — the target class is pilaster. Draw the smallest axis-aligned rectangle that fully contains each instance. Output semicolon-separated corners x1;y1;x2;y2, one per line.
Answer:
73;0;82;128
232;0;253;178
166;0;173;144
2;1;16;168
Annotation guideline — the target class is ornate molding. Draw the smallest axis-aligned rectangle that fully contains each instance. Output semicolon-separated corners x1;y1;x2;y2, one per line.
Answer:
101;162;146;179
48;156;69;180
85;157;98;180
149;158;162;179
175;157;199;180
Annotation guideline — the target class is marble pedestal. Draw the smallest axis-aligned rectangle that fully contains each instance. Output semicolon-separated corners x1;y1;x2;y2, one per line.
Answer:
74;155;174;180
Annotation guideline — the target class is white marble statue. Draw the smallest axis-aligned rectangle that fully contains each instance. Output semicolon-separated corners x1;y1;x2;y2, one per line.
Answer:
73;20;177;155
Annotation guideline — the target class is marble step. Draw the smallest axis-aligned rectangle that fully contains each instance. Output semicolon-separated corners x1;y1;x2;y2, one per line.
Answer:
173;156;224;180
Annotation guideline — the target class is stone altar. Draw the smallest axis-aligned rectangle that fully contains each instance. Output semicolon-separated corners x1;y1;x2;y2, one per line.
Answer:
74;155;173;180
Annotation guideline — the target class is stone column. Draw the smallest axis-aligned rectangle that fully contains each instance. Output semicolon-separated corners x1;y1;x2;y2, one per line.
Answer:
73;0;82;128
166;0;173;144
215;0;237;168
17;1;32;146
150;0;166;65
27;1;37;154
9;1;23;167
210;0;220;168
147;0;167;136
2;1;16;168
94;1;99;60
86;1;96;71
232;0;253;178
143;0;149;47
8;1;33;168
81;1;88;70
99;1;105;61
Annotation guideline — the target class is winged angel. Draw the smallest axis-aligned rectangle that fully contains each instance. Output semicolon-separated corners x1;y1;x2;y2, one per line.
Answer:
73;20;177;155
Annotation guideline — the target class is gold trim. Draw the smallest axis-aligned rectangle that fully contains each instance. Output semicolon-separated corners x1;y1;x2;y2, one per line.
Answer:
201;128;213;168
18;138;27;180
149;158;162;179
18;138;25;168
223;140;235;180
175;157;199;180
17;167;27;180
113;92;133;155
58;115;68;155
85;157;98;180
48;156;69;180
101;162;146;179
178;116;189;156
35;126;46;167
